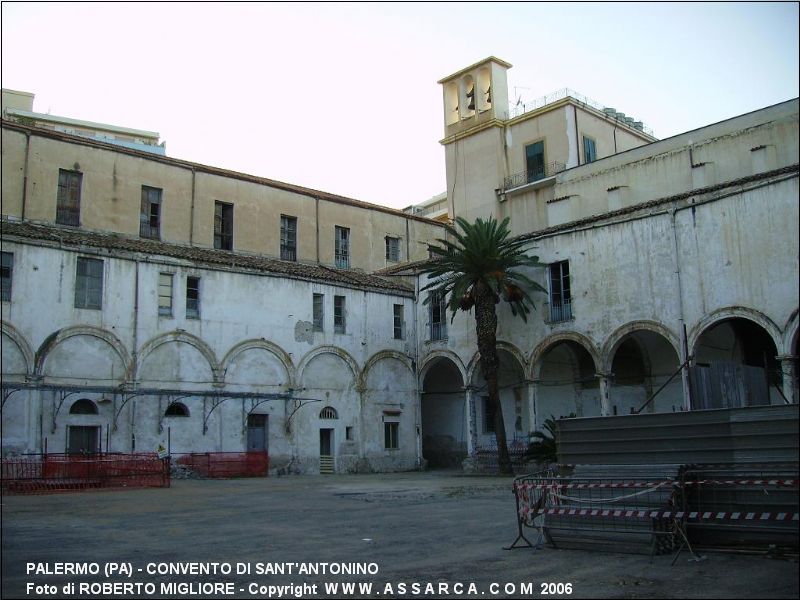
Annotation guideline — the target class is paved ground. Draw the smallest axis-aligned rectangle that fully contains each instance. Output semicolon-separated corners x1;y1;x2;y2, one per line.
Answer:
2;471;798;599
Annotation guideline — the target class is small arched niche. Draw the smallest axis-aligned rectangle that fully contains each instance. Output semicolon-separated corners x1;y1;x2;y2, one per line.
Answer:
477;68;492;112
70;399;98;415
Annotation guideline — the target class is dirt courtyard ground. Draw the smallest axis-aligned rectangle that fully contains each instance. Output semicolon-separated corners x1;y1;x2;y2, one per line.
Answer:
2;471;798;599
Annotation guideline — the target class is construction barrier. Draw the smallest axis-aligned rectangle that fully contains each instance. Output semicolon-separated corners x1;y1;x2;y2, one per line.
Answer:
173;452;269;478
508;463;799;555
1;453;170;494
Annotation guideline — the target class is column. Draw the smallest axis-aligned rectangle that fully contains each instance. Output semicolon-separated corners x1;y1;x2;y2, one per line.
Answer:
777;355;798;404
464;386;478;456
596;372;612;416
526;379;539;433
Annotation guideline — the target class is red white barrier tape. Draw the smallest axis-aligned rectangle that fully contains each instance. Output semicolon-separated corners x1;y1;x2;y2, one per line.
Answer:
513;479;797;491
520;507;800;521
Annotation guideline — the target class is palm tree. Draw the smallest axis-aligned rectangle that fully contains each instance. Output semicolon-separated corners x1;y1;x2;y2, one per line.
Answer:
420;216;546;474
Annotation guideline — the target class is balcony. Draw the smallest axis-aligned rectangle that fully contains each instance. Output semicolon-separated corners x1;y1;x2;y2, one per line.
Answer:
547;299;573;324
503;162;566;192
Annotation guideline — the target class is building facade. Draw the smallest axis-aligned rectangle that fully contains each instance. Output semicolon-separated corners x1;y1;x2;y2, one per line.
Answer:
2;57;798;472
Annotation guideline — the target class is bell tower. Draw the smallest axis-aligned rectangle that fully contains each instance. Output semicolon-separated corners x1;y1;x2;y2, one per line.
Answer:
438;56;511;136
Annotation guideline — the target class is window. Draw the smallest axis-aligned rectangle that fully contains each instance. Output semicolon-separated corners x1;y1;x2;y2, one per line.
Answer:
313;293;324;331
384;422;399;450
280;215;297;261
214;201;233;250
74;257;103;310
56;169;82;226
140;186;162;239
186;276;200;319
158;273;173;316
346;426;354;441
165;402;189;417
393;304;404;340
482;396;496;434
335;226;350;268
1;252;13;302
334;295;346;334
549;260;572;322
320;406;338;419
70;399;98;415
385;236;400;262
525;141;545;182
429;290;447;341
583;136;597;164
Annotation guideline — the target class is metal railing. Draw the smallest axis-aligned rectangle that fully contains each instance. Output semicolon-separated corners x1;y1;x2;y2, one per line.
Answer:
547;299;573;323
503;162;566;191
335;253;350;269
280;246;297;261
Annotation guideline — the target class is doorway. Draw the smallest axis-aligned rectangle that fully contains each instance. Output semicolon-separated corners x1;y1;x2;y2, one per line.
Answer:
246;414;268;452
67;426;100;455
319;428;334;474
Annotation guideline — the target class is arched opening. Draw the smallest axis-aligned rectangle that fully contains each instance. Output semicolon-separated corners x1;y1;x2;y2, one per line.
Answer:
692;318;781;408
609;331;681;415
421;357;465;469
471;349;527;452
165;402;190;417
536;341;599;420
319;406;338;420
70;399;98;415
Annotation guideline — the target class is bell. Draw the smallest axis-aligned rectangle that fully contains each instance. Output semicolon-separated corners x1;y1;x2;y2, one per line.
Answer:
466;86;475;110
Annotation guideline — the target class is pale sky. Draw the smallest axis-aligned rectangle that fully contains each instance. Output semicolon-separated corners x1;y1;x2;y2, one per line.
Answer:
2;2;798;210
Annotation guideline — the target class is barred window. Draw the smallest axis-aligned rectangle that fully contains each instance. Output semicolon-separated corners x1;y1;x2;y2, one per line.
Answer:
385;236;400;262
281;215;297;261
334;295;346;334
335;226;350;268
56;169;82;226
1;252;13;302
313;293;324;332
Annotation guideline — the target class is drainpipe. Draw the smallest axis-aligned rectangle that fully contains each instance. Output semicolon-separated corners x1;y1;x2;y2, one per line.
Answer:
670;207;692;410
21;132;31;220
189;168;196;245
413;276;422;468
131;260;140;389
315;197;320;264
573;106;581;167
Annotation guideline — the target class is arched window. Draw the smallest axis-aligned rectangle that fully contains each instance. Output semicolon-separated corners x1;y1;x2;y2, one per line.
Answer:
165;402;190;417
70;399;98;415
319;406;338;419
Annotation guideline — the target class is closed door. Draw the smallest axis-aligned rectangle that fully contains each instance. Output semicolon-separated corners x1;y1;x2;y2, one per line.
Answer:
246;414;268;451
67;426;100;455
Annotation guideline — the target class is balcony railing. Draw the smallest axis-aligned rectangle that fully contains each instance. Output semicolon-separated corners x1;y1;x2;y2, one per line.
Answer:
280;246;297;262
548;299;573;323
430;322;447;341
335;253;350;269
503;162;566;191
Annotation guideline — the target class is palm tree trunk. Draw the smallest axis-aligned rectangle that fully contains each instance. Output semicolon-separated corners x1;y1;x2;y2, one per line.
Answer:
474;289;513;475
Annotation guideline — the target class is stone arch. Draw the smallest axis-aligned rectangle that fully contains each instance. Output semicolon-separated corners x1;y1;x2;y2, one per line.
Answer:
418;349;467;389
420;351;468;469
602;321;682;415
465;340;528;385
691;307;784;408
35;325;131;382
361;350;414;390
1;321;35;378
689;307;782;358
220;339;296;388
297;346;360;385
783;309;799;357
134;330;220;382
530;331;600;380
602;320;680;373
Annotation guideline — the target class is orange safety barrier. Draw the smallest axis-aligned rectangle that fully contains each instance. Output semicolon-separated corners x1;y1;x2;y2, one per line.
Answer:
1;453;170;494
174;452;269;478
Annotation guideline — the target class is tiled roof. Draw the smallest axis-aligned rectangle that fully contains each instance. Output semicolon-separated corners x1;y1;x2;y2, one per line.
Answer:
1;219;415;296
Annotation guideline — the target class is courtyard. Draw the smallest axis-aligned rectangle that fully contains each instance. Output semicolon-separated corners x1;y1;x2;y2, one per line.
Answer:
2;471;798;599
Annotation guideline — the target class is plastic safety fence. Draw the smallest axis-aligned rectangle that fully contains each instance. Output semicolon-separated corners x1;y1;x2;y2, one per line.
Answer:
1;453;170;494
680;463;799;550
509;465;684;555
173;452;269;478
